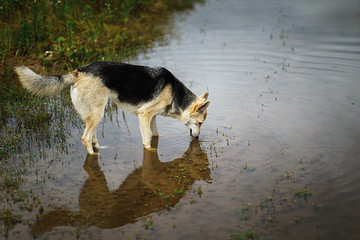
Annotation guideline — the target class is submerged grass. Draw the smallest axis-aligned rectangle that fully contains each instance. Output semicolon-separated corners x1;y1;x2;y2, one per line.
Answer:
0;0;203;235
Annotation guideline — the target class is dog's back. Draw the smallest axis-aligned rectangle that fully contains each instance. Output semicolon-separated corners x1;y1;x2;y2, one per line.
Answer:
78;62;171;105
77;62;197;110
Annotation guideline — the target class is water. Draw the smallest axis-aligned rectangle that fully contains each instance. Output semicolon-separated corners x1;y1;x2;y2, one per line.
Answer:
6;0;360;239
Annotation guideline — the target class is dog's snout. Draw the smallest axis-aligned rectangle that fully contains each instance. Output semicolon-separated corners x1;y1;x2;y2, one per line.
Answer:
190;128;199;139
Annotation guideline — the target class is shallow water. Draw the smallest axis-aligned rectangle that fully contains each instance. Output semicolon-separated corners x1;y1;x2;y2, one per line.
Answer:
3;0;360;239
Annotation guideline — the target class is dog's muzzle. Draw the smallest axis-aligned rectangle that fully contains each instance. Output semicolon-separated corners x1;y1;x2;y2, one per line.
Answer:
190;129;199;139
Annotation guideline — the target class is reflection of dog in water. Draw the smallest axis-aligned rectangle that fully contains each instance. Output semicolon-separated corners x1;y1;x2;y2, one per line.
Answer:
15;62;210;154
31;138;211;235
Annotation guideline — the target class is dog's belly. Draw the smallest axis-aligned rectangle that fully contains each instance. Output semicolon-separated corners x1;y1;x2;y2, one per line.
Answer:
109;89;172;118
109;91;140;115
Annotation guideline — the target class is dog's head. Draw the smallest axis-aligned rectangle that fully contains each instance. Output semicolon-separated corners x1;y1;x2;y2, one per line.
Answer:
182;90;210;139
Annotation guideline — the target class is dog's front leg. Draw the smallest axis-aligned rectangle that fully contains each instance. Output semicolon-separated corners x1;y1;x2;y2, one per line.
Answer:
150;115;159;137
138;112;152;149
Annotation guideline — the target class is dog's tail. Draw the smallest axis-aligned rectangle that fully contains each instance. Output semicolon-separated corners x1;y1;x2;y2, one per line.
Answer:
14;66;78;96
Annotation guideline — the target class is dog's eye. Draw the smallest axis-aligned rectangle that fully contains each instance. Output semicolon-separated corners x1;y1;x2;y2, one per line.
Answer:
199;122;203;126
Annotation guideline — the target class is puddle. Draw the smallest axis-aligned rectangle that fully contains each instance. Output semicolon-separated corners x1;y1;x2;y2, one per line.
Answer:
2;0;360;239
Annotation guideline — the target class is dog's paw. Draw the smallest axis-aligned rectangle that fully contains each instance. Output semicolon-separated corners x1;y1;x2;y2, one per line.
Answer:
93;145;100;153
92;144;100;152
88;147;100;155
144;146;157;152
87;150;97;155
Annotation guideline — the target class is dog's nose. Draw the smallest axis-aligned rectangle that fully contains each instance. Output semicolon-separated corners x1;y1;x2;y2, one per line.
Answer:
190;129;199;139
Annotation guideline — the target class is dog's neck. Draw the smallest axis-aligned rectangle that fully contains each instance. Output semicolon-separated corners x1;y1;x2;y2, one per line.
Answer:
159;100;187;123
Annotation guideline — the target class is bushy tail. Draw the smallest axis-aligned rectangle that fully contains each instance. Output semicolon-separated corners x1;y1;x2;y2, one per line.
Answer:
14;66;77;96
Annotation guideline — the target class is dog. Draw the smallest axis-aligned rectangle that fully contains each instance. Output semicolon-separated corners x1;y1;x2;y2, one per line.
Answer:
15;62;210;155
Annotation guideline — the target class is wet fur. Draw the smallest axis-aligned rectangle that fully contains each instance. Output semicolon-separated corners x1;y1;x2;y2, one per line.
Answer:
15;62;210;155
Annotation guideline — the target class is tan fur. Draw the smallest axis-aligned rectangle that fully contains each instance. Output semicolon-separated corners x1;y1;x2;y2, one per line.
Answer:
178;90;210;139
14;66;77;96
137;85;173;149
70;72;110;154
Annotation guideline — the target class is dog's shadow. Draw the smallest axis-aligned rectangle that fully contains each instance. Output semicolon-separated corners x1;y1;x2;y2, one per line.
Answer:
31;137;211;235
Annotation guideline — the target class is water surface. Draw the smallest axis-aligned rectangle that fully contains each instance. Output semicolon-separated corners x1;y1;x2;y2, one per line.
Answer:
5;0;360;239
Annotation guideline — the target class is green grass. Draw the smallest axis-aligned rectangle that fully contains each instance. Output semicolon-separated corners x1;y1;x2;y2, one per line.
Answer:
0;207;21;239
0;0;203;66
228;230;262;240
294;187;312;198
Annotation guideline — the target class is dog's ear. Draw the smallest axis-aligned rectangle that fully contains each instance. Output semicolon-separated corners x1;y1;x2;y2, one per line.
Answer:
197;101;210;113
199;90;209;100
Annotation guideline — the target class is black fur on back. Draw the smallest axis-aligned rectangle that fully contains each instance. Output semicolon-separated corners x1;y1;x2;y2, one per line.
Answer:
78;62;196;111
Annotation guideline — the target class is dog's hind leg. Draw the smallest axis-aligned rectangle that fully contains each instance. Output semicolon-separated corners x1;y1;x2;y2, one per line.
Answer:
92;131;100;152
82;114;102;155
150;115;159;137
70;78;108;155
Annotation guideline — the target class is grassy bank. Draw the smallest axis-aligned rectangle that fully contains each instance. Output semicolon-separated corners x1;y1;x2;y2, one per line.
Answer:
0;0;202;65
0;0;203;236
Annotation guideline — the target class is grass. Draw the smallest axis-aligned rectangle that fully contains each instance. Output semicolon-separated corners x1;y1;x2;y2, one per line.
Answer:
294;187;312;198
0;0;203;66
0;207;21;238
228;230;261;240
